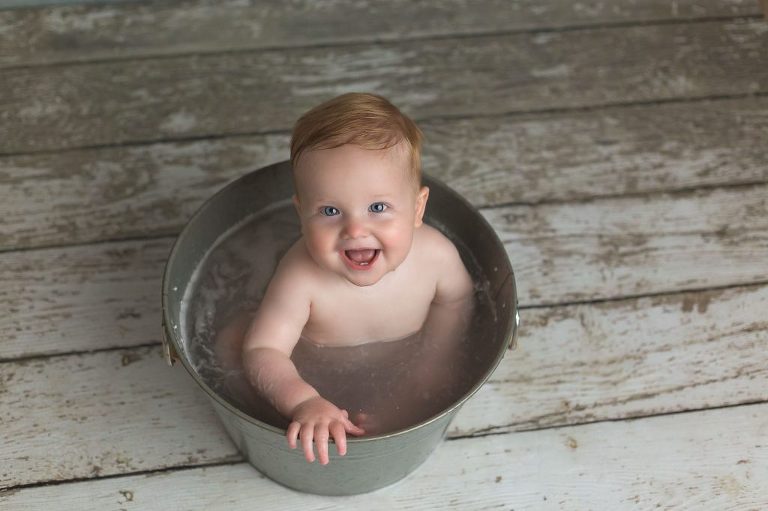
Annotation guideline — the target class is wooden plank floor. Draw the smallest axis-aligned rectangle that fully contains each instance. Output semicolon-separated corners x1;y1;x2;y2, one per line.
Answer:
1;1;767;509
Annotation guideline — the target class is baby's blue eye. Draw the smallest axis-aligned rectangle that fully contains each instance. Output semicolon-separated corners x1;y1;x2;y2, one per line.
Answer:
369;202;387;213
321;206;340;216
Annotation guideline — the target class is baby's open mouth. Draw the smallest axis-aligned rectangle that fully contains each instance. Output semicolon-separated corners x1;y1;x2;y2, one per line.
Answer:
343;249;380;268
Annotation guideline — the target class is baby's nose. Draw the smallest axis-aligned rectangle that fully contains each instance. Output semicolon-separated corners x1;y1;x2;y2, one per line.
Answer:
341;216;369;239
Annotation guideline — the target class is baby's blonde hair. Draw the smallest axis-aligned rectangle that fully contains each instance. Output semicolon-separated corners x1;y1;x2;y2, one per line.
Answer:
290;93;423;188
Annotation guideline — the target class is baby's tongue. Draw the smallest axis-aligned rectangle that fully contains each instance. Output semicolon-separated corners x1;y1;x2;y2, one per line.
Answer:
346;249;376;263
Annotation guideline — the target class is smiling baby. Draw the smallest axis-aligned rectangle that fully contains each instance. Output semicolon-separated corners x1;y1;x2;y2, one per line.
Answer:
242;93;474;465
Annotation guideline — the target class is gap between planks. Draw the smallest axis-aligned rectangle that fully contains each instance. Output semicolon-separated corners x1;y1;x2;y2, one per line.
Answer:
2;93;768;254
1;176;768;257
2;400;766;499
0;0;761;71
3;20;767;155
2;183;767;358
3;91;768;160
2;279;765;487
2;14;763;74
1;279;766;366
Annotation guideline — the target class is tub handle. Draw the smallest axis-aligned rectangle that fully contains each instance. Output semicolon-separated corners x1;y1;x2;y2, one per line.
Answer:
494;271;519;352
509;309;520;351
161;320;179;367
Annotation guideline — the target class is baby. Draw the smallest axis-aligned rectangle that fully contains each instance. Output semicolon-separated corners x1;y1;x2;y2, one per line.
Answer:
242;93;474;465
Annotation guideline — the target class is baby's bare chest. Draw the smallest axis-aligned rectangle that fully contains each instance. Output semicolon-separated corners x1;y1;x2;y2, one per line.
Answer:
303;277;436;346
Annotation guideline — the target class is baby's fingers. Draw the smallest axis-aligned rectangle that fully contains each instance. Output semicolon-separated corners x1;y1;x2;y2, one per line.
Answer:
300;423;315;463
344;416;366;436
315;424;331;465
286;421;301;449
329;422;347;456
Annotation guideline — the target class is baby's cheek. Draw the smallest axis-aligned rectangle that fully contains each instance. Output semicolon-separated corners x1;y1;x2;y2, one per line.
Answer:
384;222;413;250
306;225;335;251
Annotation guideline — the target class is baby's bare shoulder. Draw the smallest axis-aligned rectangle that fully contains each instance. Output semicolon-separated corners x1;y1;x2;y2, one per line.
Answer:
414;224;461;262
270;239;323;291
414;224;474;303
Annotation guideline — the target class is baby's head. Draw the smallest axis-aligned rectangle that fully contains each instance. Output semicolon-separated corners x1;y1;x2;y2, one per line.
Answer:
290;93;430;287
290;92;423;189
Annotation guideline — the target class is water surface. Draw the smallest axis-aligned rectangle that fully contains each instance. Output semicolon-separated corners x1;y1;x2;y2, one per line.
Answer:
181;203;501;435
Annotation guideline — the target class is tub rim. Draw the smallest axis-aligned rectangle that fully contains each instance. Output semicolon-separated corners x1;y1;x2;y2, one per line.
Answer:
161;160;519;443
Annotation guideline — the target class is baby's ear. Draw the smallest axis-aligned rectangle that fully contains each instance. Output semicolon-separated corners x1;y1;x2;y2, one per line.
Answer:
292;195;301;215
414;186;430;227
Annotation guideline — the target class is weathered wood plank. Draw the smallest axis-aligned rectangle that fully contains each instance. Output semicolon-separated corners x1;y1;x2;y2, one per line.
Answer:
0;239;171;360
2;97;767;251
0;136;287;250
2;184;766;359
2;284;765;487
0;346;240;489
451;283;768;435
2;401;765;508
0;0;759;69
486;185;768;305
430;98;768;207
2;20;767;154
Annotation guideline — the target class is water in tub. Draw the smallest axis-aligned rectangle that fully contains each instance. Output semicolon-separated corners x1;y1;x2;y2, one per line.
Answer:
181;202;501;435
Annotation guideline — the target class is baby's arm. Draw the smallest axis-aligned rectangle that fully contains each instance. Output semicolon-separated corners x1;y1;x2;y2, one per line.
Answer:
242;248;363;464
431;234;474;311
410;235;475;392
426;237;474;351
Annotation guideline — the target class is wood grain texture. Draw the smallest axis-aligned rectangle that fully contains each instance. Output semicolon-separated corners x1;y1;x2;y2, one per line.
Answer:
2;20;767;154
1;0;766;504
487;184;768;305
2;283;765;488
0;136;288;250
2;97;767;251
2;183;766;360
427;98;768;207
0;0;760;68
0;346;240;489
0;239;171;360
452;283;768;435
2;402;765;508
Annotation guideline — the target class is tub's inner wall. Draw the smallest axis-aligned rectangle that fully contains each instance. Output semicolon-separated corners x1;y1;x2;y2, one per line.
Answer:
166;160;516;433
166;162;295;349
424;175;513;301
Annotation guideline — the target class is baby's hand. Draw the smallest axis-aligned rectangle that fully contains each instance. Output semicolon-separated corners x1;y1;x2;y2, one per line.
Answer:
351;411;381;435
287;396;365;465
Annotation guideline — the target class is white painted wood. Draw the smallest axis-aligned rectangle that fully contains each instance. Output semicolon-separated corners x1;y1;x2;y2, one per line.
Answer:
2;284;765;487
1;1;766;505
0;346;239;489
2;97;767;251
428;98;768;207
2;403;766;510
0;0;759;68
2;21;767;154
0;239;171;359
451;283;768;435
487;184;768;305
0;136;289;250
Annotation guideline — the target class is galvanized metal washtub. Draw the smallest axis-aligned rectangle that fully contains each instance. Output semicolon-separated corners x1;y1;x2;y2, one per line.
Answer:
161;160;519;495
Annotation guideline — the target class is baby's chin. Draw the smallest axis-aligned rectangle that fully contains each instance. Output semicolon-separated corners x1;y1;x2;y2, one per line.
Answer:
342;271;386;287
341;261;402;287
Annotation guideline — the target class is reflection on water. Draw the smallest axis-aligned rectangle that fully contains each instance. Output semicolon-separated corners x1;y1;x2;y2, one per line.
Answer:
181;203;500;435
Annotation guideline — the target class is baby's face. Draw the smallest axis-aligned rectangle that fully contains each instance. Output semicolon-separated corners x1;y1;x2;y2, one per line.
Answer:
293;143;428;287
